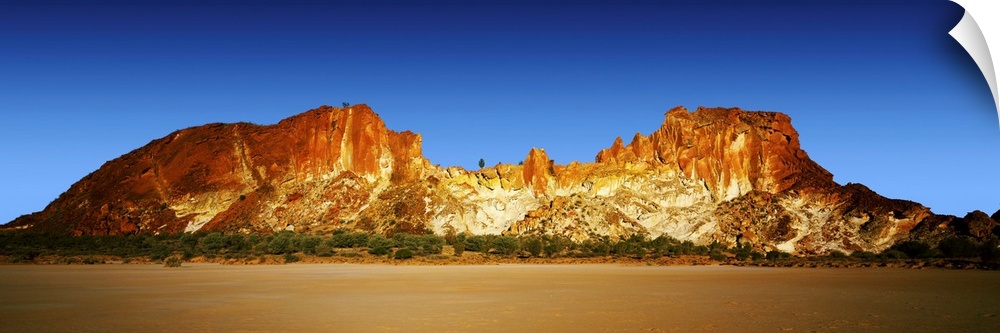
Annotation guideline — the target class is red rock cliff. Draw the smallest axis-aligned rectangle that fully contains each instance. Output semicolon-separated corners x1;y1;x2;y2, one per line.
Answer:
11;105;428;235
596;106;835;200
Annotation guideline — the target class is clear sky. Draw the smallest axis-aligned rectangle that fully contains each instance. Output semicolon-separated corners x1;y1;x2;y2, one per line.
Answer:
1;0;997;224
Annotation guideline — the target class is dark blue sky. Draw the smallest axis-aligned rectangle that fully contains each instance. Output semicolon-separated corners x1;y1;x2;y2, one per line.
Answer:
1;0;996;223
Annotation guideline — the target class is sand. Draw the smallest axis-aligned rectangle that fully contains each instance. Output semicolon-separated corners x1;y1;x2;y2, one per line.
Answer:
1;264;998;332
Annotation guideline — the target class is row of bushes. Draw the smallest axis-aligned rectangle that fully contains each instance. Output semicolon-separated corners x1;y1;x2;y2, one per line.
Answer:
3;230;998;263
449;233;793;261
0;231;772;261
807;237;1000;264
873;237;999;261
0;230;448;262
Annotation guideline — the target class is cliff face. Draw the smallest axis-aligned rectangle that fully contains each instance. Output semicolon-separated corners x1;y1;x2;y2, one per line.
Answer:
11;105;430;235
595;107;836;200
7;104;986;254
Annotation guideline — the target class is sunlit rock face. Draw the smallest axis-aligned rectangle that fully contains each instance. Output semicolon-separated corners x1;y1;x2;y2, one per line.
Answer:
9;105;430;236
6;104;977;254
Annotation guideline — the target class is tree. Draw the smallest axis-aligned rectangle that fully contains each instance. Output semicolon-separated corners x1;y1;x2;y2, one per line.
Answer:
478;158;485;169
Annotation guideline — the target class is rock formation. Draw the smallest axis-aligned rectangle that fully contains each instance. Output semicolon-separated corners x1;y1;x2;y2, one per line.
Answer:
5;104;994;254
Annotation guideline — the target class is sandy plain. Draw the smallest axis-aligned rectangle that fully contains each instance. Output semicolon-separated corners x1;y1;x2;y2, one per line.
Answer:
1;264;998;332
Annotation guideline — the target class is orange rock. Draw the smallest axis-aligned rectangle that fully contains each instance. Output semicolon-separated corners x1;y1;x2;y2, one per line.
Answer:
595;106;835;200
10;105;427;235
522;148;553;196
5;103;977;254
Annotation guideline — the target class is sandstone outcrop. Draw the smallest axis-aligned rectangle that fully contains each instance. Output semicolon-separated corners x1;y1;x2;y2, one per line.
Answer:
4;104;980;254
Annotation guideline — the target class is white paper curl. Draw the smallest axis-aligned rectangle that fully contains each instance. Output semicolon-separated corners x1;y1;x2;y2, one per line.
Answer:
950;0;1000;128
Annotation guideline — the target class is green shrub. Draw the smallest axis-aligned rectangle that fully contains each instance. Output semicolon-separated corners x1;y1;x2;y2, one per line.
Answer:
150;245;171;261
880;249;908;260
452;243;465;256
330;232;355;248
246;234;266;254
632;246;647;259
708;250;726;261
827;250;848;259
674;240;696;255
283;253;300;263
180;233;200;251
888;240;936;259
493;236;520;256
750;251;765;261
980;238;1000;262
611;241;632;257
348;232;369;248
393;248;414;260
366;235;394;256
198;232;226;255
765;250;791;261
268;232;295;255
405;234;444;255
224;234;247;253
938;236;979;258
708;240;728;252
7;248;41;263
299;236;322;255
464;235;491;253
589;241;611;257
647;236;675;254
543;236;569;257
330;232;368;249
82;256;99;265
850;251;878;260
315;242;334;257
522;237;543;257
731;243;752;260
164;256;183;268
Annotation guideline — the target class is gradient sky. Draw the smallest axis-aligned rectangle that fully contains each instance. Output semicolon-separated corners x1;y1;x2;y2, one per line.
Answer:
1;0;997;224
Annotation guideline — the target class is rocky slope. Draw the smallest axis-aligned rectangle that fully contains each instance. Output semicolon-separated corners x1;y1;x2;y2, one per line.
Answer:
6;104;996;254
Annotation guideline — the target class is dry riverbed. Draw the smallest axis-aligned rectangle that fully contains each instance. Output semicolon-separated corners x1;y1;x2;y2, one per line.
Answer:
2;264;999;332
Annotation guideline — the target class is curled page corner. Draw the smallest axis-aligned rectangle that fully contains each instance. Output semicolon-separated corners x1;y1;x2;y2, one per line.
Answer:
949;0;999;129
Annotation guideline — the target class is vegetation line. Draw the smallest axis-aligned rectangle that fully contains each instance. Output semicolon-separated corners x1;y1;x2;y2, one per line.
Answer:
1;230;998;269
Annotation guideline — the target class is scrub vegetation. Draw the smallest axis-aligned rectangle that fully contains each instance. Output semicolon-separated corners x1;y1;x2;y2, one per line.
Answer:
1;229;998;269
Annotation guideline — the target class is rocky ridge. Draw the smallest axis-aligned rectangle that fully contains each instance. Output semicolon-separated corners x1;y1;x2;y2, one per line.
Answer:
6;104;997;254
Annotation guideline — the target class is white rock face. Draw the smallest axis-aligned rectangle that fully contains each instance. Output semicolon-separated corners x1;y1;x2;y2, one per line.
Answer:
429;182;541;235
174;191;241;232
